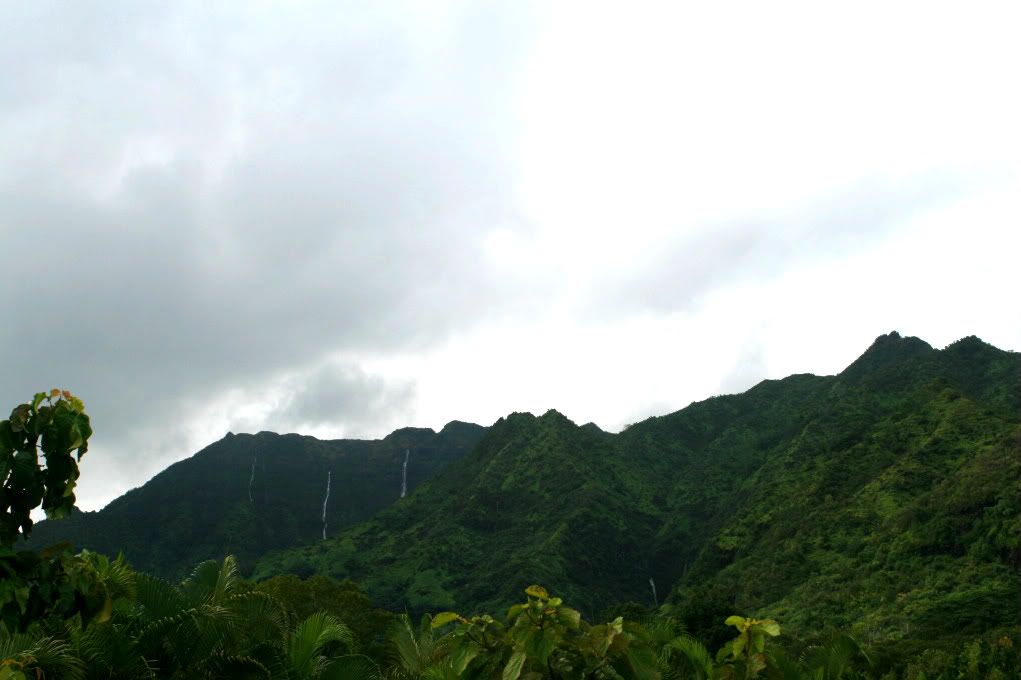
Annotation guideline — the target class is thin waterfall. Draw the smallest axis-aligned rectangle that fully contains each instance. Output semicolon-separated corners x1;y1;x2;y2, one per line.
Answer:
400;449;409;498
649;577;658;606
248;456;256;504
321;471;331;540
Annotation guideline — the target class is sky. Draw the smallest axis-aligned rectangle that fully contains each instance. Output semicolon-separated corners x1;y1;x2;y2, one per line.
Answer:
2;1;1019;511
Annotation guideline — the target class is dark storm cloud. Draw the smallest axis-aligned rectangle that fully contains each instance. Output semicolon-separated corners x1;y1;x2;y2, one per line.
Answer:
0;2;536;505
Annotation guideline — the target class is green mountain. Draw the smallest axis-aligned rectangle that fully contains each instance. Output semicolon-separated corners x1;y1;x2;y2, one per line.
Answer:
671;334;1020;651
252;333;1019;650
26;421;486;578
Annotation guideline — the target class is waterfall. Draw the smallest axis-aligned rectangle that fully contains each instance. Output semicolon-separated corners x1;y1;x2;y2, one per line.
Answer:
321;471;331;540
248;456;256;504
649;577;658;606
400;449;409;498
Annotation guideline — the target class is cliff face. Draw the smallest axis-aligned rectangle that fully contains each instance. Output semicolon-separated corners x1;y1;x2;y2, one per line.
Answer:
27;422;486;578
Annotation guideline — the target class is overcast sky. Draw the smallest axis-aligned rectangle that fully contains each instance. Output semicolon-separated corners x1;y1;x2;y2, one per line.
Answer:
2;1;1019;511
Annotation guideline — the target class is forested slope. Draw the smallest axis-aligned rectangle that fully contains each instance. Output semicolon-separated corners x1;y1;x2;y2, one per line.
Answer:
670;334;1020;652
27;421;486;578
254;333;1019;651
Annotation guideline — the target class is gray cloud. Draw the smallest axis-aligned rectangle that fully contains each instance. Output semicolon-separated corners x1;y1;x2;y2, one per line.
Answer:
4;2;1011;511
583;173;976;317
0;2;537;506
259;363;416;436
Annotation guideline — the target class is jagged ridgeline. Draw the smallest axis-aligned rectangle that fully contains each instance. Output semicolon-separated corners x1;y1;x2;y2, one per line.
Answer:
253;333;1019;650
27;421;486;578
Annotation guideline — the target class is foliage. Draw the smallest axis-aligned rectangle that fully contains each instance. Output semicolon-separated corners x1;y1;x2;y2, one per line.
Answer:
256;574;396;661
713;616;780;680
1;389;91;546
3;569;1017;678
427;583;663;679
0;391;112;634
0;544;122;633
6;334;1020;677
1;555;393;679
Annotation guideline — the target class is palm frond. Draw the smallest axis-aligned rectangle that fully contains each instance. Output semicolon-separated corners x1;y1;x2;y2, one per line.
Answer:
286;611;354;678
661;634;714;680
0;631;86;680
320;653;384;680
389;613;447;677
181;559;226;602
801;633;872;680
134;572;187;622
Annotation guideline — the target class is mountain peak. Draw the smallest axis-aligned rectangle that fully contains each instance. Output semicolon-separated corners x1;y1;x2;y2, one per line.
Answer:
383;426;437;442
942;334;1000;356
841;331;934;379
539;409;578;428
439;420;484;434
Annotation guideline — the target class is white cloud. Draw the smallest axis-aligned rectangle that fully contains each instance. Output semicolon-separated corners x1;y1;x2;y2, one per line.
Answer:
2;1;1018;510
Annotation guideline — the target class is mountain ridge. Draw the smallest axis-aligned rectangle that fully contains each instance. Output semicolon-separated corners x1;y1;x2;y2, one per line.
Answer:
251;332;1018;652
25;332;1019;652
27;420;487;577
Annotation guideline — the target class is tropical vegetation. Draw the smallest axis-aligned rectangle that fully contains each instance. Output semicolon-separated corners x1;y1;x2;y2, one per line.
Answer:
4;332;1019;677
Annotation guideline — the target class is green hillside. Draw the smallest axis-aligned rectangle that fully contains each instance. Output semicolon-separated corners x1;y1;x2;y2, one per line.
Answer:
26;421;486;578
253;333;1019;650
670;334;1020;652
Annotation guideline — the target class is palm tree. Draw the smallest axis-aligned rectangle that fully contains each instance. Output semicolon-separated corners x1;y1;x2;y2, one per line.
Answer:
0;630;85;679
798;633;873;680
132;555;283;677
275;611;378;679
660;634;715;680
386;613;449;679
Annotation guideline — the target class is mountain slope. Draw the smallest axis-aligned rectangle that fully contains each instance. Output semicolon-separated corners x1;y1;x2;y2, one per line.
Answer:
670;334;1020;649
253;333;1019;649
252;374;833;614
27;420;486;578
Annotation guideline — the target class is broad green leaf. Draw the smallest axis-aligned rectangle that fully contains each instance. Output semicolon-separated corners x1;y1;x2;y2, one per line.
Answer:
503;649;526;680
759;620;780;636
524;585;548;599
0;421;15;453
724;615;746;628
95;593;114;623
452;641;480;673
431;611;461;628
752;631;765;653
524;629;555;664
557;606;581;628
